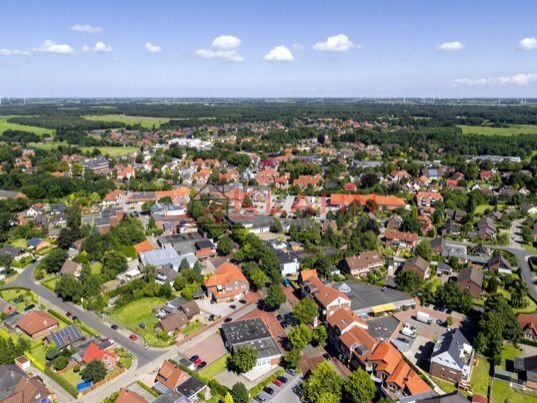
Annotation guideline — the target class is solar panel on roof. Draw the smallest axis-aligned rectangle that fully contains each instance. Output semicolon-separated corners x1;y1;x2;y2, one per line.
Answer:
49;325;83;349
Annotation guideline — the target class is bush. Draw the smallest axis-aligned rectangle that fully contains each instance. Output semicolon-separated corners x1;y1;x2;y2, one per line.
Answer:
73;365;80;373
54;355;69;370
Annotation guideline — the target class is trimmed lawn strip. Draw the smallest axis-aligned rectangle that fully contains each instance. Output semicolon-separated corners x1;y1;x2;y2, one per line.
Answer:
198;354;229;379
470;355;490;397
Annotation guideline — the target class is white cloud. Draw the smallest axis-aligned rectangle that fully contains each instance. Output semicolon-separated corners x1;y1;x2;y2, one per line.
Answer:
292;43;304;50
264;45;294;62
145;42;162;53
195;49;244;62
211;35;241;50
83;41;112;53
33;40;75;55
196;35;244;62
0;48;31;56
436;41;464;51
455;73;537;87
70;24;103;34
314;34;356;52
518;37;537;51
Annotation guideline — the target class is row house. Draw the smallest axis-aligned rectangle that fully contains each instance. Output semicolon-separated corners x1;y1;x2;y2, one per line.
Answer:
343;251;384;277
300;270;352;319
384;229;419;249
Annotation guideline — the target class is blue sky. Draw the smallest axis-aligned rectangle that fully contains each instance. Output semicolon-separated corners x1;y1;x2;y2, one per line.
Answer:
1;0;536;97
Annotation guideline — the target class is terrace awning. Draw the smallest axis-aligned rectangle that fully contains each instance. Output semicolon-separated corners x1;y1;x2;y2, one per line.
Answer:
371;303;396;314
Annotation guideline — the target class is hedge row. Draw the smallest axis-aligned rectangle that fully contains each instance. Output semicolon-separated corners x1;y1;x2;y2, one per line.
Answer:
25;352;79;397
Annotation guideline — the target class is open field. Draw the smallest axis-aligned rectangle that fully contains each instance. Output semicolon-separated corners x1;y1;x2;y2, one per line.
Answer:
109;297;171;347
491;379;537;402
80;146;138;157
458;124;537;136
0;116;54;136
84;114;170;128
470;355;490;396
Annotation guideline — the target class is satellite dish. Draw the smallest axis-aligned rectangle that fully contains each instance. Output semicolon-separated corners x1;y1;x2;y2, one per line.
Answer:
338;283;351;293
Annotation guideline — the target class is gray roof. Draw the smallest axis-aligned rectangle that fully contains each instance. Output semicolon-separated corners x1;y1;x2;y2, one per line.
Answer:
176;376;206;398
0;246;21;259
153;391;190;403
416;391;468;403
366;315;399;341
221;318;281;359
458;267;484;287
431;329;472;371
0;364;26;398
331;281;413;312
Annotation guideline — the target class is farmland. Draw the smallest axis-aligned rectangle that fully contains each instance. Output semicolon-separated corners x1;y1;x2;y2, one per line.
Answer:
0;116;54;136
458;124;537;136
84;114;170;129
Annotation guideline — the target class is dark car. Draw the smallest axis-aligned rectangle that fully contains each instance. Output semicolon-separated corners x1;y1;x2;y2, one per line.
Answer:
197;361;207;369
24;304;35;311
286;368;297;376
276;314;283;321
189;355;199;362
239;299;247;304
224;317;233;323
436;319;447;327
277;376;288;384
208;314;215;321
263;387;274;395
72;316;79;322
229;304;237;309
66;312;72;318
111;324;119;330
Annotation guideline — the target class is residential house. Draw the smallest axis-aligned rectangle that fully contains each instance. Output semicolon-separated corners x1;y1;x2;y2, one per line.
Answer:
267;239;300;276
45;324;84;350
16;311;58;339
301;272;352;318
204;262;249;303
518;314;537;340
384;230;419;249
82;342;117;370
293;174;322;190
0;297;17;316
430;329;474;383
0;364;53;403
154;360;190;393
457;267;484;299
416;192;443;208
116;388;147;403
367;341;431;398
156;312;189;336
27;237;50;252
402;256;430;279
59;259;82;277
485;254;513;275
221;318;282;373
514;355;537;389
343;251;384;277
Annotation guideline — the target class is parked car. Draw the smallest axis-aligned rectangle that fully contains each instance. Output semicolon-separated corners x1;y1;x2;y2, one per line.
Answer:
129;334;138;341
111;324;119;330
24;304;35;311
276;314;283;321
224;317;233;323
189;355;199;362
197;361;207;369
194;358;202;366
272;379;283;387
277;376;288;384
254;395;268;402
436;319;447;327
208;314;215;321
72;316;79;322
239;299;247;304
263;387;274;395
286;368;297;376
229;304;237;309
65;312;72;318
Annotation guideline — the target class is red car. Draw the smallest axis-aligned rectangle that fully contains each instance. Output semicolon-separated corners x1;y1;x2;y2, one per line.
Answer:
129;334;138;341
272;379;283;387
194;358;202;366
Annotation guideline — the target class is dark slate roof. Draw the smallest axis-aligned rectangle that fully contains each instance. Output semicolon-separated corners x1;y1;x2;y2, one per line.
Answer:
331;281;413;311
416;391;468;403
0;364;26;399
431;329;471;370
0;246;21;259
222;318;271;344
458;267;484;287
176;376;206;398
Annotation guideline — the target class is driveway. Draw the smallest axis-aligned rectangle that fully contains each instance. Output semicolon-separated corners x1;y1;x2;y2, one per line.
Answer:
181;333;226;365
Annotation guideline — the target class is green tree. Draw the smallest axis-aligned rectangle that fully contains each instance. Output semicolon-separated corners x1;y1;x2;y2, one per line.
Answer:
288;324;313;350
344;368;376;403
293;297;318;325
230;382;249;403
415;240;433;261
264;284;286;311
304;361;343;403
81;359;107;383
284;347;301;369
102;250;127;281
396;270;425;295
223;393;234;403
247;267;270;290
217;235;234;256
41;248;68;273
312;325;328;345
228;346;258;374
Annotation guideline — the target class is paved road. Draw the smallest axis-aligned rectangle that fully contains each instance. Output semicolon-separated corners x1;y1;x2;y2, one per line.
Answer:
8;261;167;368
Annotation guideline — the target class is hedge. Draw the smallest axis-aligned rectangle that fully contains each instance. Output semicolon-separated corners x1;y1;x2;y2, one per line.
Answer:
46;308;98;337
25;352;78;397
136;380;159;397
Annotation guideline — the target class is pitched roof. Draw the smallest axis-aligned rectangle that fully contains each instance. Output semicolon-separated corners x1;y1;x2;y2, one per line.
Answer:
155;360;189;391
458;267;484;287
133;239;156;255
368;341;400;374
82;342;116;364
518;314;537;334
60;259;81;276
385;229;419;243
204;262;247;288
16;311;58;336
345;251;383;272
116;388;147;403
158;312;188;333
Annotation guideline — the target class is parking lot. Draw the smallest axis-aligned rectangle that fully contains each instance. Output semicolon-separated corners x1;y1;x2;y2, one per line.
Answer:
180;332;226;366
251;371;301;403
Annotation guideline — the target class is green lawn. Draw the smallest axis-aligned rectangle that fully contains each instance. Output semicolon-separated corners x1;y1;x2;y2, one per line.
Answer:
90;262;102;276
0;288;38;311
84;114;170;129
27;141;68;150
182;320;205;337
109;297;172;347
42;277;59;292
475;203;505;216
491;379;537;402
80;146;138;157
0;116;54;136
198;354;229;378
10;238;28;248
458;124;537;136
432;377;459;394
470;355;490;396
496;343;523;372
62;368;83;386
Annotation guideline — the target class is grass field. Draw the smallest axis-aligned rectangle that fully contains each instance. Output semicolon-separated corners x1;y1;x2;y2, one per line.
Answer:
470;355;490;396
109;297;171;347
0;116;54;136
0;288;38;311
181;320;205;337
491;379;537;402
80;146;138;157
84;114;170;129
458;124;537;136
198;354;229;378
496;343;523;372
